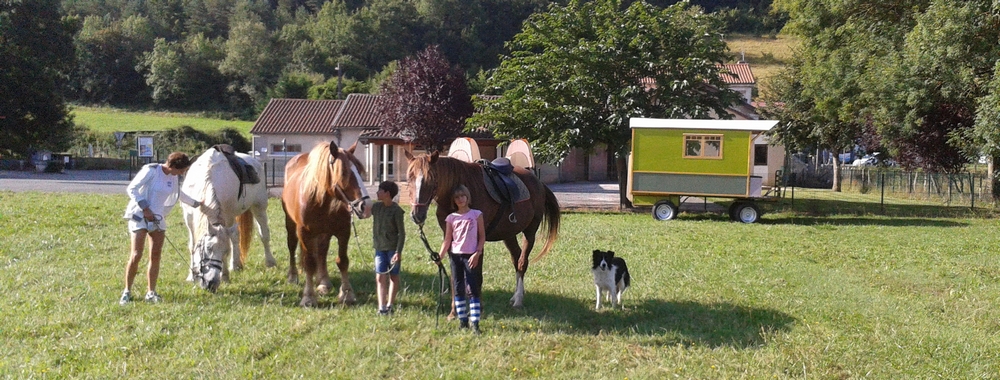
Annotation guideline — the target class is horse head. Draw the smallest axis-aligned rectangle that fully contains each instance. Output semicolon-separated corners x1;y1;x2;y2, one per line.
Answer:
404;149;441;225
192;222;229;293
328;141;373;219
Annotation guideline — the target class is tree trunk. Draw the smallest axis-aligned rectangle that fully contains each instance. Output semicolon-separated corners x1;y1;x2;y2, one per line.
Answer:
616;150;633;210
832;155;842;192
991;156;1000;202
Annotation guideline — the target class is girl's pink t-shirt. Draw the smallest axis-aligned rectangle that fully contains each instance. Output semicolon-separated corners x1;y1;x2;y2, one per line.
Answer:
446;209;483;254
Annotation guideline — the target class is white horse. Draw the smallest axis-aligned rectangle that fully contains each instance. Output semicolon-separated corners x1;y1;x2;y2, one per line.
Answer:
181;148;274;292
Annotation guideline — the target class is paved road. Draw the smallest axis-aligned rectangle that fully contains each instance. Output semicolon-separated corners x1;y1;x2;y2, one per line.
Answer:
0;169;723;213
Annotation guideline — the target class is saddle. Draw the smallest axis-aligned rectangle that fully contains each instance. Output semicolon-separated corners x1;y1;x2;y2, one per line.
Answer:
213;144;260;199
478;157;530;232
479;157;529;205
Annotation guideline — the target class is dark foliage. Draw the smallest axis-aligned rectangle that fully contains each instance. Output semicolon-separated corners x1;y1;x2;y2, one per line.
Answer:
891;103;971;173
0;0;79;158
376;46;473;151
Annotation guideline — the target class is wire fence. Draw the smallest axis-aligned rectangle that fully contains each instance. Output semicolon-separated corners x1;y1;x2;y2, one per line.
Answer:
839;167;992;209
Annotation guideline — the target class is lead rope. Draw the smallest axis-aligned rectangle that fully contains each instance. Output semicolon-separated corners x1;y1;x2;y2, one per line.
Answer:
418;223;450;328
151;216;188;264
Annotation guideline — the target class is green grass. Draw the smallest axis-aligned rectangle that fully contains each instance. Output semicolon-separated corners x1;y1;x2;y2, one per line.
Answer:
2;190;999;378
71;106;254;135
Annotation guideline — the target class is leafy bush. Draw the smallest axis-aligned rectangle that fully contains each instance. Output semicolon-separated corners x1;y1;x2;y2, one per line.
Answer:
73;157;129;170
44;161;65;173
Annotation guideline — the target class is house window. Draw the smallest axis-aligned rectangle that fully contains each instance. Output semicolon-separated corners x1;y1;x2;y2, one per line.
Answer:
270;143;302;156
683;134;723;159
754;144;768;166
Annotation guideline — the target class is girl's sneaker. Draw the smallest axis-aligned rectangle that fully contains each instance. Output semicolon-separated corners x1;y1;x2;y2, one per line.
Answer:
144;291;162;303
119;290;132;305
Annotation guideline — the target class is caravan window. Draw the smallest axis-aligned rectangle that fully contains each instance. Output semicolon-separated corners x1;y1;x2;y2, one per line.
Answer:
683;134;723;159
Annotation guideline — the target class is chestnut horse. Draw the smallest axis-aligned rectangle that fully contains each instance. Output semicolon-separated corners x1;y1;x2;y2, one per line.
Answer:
282;141;373;307
405;150;560;308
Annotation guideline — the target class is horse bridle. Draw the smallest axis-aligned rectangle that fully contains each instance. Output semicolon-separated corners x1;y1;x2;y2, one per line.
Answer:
335;185;370;218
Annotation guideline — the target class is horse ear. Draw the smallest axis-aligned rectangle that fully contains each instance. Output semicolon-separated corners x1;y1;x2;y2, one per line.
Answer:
346;141;358;155
329;141;339;155
430;150;439;163
403;149;415;161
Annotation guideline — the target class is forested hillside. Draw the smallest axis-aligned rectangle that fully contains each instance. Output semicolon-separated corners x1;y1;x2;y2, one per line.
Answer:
58;0;785;117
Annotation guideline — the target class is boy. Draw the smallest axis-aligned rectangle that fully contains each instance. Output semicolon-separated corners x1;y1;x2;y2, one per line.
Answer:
372;181;405;315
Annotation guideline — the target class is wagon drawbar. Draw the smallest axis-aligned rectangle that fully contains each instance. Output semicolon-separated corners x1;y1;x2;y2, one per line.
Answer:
626;118;782;223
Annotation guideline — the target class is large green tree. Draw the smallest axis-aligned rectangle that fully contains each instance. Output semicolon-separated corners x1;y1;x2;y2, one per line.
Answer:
769;0;1000;194
71;14;155;105
470;0;740;207
0;0;79;158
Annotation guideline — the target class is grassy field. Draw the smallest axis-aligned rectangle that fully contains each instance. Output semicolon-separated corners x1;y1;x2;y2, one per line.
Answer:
726;34;797;95
2;190;999;378
71;106;254;136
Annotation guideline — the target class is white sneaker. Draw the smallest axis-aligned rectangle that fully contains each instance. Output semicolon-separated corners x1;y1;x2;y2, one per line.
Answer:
119;290;132;305
144;291;162;303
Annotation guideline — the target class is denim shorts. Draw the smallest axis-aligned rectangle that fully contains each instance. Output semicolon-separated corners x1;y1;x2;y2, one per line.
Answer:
128;214;166;232
374;250;400;275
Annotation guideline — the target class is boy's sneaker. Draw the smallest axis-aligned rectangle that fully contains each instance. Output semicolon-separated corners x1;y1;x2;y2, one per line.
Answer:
119;290;132;305
385;305;394;315
378;307;389;316
144;291;162;303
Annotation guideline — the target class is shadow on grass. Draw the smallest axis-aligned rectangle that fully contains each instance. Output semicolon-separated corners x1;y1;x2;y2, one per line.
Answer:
216;269;793;349
760;215;968;227
770;196;991;218
214;267;455;309
488;291;794;349
662;199;977;227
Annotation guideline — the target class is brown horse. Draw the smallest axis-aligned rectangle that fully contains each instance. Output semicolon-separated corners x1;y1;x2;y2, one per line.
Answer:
404;150;560;308
282;141;373;307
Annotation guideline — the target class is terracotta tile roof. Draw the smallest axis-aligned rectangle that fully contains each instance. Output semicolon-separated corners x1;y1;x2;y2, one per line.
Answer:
331;93;384;128
718;62;755;85
637;63;756;88
250;99;343;134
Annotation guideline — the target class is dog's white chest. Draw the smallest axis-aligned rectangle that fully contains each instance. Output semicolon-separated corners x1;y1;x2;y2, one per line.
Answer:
592;268;618;290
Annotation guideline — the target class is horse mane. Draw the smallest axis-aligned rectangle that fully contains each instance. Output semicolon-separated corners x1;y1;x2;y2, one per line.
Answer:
430;156;483;197
301;142;363;205
188;149;227;236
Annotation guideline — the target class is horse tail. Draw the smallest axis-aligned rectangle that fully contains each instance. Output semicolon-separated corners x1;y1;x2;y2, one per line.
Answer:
237;209;254;265
533;184;561;261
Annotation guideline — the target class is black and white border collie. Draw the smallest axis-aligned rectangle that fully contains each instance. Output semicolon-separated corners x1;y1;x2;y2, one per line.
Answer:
591;249;631;309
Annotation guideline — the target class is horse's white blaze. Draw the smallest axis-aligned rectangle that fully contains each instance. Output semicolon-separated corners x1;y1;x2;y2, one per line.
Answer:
412;174;424;206
350;166;373;219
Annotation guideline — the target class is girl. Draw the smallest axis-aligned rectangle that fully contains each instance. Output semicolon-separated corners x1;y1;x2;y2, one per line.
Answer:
439;185;487;333
120;152;192;305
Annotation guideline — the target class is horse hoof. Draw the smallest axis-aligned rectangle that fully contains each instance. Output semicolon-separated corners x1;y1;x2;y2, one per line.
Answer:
186;273;194;282
339;289;356;305
317;284;330;296
265;258;277;268
509;297;524;309
287;274;298;284
300;297;318;308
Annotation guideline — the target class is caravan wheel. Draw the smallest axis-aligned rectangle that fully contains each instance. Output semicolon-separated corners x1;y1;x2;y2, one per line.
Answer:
732;202;761;224
652;200;679;221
